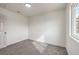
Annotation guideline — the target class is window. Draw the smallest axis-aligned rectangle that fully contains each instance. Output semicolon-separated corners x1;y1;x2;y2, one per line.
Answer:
71;3;79;39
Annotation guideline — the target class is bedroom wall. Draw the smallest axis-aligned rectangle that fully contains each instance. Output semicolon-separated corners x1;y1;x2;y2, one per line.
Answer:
0;7;28;48
28;9;66;47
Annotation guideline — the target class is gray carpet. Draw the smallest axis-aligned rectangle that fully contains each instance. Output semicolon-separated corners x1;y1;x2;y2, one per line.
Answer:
0;39;68;55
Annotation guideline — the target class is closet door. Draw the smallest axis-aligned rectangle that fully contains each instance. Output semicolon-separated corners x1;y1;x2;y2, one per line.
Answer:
0;14;7;48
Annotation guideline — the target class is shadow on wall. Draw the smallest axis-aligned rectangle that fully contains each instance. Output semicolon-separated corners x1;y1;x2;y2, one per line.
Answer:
32;35;48;53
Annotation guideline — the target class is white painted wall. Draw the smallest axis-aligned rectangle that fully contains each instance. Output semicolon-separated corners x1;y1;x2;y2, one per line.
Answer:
28;9;66;47
66;4;79;55
0;7;28;48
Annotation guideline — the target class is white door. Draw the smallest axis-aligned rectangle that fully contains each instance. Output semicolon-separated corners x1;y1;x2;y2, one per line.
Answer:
0;14;7;49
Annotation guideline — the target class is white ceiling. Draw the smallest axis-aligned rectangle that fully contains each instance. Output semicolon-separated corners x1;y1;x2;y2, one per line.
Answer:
0;3;66;17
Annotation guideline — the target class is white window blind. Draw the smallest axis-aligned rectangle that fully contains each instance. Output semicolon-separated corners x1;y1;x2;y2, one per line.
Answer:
71;3;79;39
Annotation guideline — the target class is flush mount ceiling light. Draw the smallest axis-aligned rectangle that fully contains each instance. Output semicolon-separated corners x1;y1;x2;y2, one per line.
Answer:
25;4;31;8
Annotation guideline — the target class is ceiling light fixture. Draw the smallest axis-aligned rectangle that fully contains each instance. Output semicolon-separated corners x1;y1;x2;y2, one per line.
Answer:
25;4;31;8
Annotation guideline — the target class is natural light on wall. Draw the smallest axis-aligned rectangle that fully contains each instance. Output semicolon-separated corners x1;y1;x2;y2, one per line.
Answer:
25;4;31;8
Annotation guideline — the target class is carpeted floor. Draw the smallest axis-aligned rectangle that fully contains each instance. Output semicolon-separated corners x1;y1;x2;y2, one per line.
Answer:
0;39;68;55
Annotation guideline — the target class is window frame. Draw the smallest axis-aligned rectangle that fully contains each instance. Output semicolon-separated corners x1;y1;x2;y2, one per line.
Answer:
70;3;79;39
